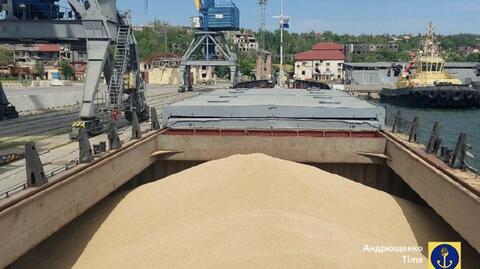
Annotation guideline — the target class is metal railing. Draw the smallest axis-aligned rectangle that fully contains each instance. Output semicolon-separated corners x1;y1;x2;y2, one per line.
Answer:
386;109;478;174
0;117;159;199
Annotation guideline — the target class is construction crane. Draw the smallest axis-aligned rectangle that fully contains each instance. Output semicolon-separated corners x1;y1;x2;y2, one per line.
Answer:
0;0;149;138
179;0;239;92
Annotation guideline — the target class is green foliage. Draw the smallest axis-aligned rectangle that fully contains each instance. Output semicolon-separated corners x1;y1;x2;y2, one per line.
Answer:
60;60;75;80
214;66;230;79
258;29;480;63
352;51;410;63
133;23;480;66
0;48;13;66
238;53;256;77
135;22;194;59
34;61;45;79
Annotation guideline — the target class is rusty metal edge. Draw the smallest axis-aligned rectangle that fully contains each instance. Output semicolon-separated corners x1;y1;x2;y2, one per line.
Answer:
381;130;480;198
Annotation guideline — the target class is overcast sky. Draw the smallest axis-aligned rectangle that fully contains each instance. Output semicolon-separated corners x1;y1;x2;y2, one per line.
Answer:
115;0;480;35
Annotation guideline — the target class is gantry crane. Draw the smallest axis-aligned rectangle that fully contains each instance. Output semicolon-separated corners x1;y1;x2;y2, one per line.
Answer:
0;0;149;137
179;0;239;92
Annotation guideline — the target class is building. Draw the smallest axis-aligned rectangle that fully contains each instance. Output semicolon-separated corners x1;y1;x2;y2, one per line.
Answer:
345;42;399;61
0;44;87;80
141;52;182;85
256;50;273;80
457;45;480;55
344;62;480;86
141;52;215;85
294;42;345;81
228;31;259;53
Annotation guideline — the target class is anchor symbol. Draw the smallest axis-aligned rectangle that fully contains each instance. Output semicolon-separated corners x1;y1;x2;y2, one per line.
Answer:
437;248;453;269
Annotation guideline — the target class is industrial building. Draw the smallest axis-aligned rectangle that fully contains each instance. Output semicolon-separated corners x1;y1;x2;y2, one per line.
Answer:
345;42;399;61
227;31;259;53
0;44;87;80
344;62;480;86
294;42;345;81
255;50;273;80
141;52;215;85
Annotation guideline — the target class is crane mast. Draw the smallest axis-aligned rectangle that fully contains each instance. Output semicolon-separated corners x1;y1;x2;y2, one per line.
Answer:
0;0;149;138
179;0;239;92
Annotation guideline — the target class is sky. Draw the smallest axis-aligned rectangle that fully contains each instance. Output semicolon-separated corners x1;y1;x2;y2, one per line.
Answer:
116;0;480;35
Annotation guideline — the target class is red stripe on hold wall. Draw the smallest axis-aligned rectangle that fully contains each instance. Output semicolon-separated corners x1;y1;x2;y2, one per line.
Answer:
163;129;381;138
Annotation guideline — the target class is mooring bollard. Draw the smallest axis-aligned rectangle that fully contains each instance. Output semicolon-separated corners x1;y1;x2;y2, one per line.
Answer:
426;122;441;154
392;110;402;133
131;112;142;140
25;142;47;187
108;122;121;151
151;107;161;130
79;129;94;163
451;133;467;169
408;116;419;142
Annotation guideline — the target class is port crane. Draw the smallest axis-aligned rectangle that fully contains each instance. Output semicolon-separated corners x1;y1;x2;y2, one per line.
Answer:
179;0;239;92
0;0;149;137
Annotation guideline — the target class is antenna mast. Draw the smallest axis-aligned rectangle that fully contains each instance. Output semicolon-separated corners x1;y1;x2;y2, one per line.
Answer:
144;0;149;26
259;0;267;49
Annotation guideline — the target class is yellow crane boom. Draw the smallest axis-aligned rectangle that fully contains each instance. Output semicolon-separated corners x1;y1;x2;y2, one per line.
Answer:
194;0;202;11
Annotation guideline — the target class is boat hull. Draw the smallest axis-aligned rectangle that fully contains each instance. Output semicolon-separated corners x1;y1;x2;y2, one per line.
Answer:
379;85;480;108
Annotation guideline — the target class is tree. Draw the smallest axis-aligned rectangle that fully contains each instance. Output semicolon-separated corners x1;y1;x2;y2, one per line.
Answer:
238;54;256;78
60;60;75;80
214;66;230;79
35;61;45;79
0;48;13;66
134;22;194;60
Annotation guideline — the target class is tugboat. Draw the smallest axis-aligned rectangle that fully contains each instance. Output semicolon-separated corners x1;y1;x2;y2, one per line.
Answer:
380;23;480;108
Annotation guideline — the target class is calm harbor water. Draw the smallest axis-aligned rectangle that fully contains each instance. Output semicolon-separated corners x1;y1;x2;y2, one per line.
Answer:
379;102;480;171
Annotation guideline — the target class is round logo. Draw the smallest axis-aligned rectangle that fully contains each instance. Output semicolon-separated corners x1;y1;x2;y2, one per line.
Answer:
430;244;460;269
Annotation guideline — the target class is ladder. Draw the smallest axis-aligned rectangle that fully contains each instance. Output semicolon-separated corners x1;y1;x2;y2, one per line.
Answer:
108;25;131;109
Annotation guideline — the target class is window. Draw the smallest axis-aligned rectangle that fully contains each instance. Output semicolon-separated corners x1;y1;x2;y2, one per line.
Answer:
432;63;438;72
422;64;427;72
326;62;330;66
302;71;306;75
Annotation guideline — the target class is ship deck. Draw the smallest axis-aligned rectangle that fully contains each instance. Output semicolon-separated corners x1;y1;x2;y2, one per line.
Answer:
163;88;386;131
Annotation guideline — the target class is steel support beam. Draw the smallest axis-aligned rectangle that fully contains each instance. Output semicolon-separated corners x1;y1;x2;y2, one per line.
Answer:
79;39;110;119
0;21;86;41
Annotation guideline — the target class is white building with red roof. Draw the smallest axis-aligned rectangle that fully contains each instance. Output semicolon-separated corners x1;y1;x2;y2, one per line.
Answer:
294;42;345;81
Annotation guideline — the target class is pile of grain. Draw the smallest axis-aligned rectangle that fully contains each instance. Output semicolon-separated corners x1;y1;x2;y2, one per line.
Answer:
13;154;479;268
